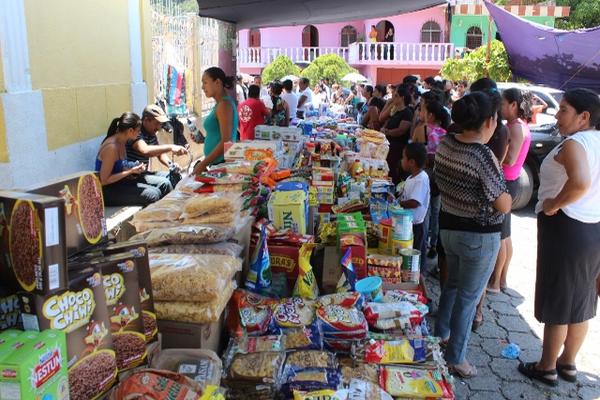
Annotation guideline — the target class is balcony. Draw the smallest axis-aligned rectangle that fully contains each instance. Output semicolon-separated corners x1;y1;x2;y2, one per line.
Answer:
348;42;454;65
238;42;454;68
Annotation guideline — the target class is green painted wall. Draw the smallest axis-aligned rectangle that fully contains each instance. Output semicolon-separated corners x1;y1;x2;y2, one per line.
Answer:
450;15;555;48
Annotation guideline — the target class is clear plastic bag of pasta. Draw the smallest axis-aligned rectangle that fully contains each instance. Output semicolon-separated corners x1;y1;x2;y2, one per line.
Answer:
182;192;243;218
154;281;236;324
149;254;241;302
130;224;235;246
149;242;243;257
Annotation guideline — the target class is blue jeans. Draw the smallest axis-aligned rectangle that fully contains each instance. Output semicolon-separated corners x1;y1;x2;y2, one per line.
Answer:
428;194;441;248
435;230;501;365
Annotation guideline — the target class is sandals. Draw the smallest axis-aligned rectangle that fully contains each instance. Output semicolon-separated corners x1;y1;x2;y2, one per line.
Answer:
518;362;558;386
449;363;477;379
472;318;484;332
557;363;577;382
486;286;501;294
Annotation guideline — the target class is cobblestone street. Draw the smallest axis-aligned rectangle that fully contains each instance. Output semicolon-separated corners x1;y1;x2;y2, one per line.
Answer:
426;206;600;400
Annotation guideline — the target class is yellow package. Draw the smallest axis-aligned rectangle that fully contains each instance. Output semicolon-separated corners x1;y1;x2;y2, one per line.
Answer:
268;190;307;234
381;366;445;398
380;340;415;364
293;244;319;300
200;385;226;400
293;389;341;400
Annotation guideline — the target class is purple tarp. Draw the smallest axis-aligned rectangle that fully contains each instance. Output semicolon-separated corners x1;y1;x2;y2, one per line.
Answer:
485;1;600;93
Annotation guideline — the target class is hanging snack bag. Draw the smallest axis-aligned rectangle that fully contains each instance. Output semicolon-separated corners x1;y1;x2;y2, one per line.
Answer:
336;248;356;292
246;225;272;293
293;244;319;300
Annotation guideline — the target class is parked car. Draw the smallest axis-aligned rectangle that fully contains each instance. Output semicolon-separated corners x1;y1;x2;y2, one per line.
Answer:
496;83;565;210
497;82;564;127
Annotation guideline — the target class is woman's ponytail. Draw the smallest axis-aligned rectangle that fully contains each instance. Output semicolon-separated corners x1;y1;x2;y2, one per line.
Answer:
103;112;141;143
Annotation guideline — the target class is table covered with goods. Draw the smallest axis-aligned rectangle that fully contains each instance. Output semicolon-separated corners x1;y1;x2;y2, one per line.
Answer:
0;117;455;399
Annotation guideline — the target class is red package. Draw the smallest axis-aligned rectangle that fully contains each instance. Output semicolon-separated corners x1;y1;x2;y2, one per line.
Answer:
109;369;204;399
227;289;277;337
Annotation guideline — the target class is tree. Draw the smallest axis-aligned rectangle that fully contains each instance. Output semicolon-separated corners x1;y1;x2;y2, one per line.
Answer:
261;55;302;83
300;53;357;86
556;0;600;29
440;40;512;83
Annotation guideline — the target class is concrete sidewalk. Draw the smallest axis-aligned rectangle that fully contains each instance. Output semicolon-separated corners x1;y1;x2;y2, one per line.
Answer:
425;208;600;400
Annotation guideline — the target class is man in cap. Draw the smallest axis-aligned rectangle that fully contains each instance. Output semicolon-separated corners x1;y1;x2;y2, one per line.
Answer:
126;104;188;189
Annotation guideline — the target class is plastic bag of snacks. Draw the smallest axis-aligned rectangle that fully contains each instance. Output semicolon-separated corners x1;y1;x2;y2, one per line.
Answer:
273;297;316;329
149;254;241;302
363;339;427;364
283;324;323;351
150;348;222;389
317;305;368;340
196;171;255;185
246;225;272;293
293;244;319;300
228;335;285;355
130;224;235;246
294;389;344;400
285;350;337;369
131;197;185;223
316;292;364;309
226;351;285;383
109;369;204;399
155;281;236;324
226;289;278;337
150;242;243;257
282;367;343;398
339;361;380;386
379;366;452;399
209;160;259;175
382;289;428;305
346;378;394;400
336;248;357;292
363;302;427;325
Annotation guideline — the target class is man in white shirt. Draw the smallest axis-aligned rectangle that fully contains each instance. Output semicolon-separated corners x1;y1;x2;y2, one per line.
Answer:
297;78;313;118
235;75;247;104
281;79;298;121
253;75;269;99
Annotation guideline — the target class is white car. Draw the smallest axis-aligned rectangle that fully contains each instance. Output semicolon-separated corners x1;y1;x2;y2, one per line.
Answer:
496;82;563;127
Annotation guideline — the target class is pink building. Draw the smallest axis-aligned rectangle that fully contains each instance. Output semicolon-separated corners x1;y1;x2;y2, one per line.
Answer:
238;5;454;84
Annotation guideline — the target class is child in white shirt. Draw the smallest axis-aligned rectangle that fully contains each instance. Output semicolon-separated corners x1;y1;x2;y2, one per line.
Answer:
399;143;430;262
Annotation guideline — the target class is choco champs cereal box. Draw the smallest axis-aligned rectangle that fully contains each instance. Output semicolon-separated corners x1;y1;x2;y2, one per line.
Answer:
19;267;118;400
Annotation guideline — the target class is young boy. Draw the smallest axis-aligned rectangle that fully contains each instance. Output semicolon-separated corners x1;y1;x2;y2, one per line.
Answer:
399;143;430;264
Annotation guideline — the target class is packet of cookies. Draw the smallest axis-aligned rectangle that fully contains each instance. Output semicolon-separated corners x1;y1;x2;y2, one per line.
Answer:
273;297;316;329
283;323;323;351
226;289;277;337
363;339;427;364
317;292;364;309
285;350;337;369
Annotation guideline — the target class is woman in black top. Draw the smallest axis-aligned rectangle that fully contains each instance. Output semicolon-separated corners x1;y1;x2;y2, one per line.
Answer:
379;84;414;184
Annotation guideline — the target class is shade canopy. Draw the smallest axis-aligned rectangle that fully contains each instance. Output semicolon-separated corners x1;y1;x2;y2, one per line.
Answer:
485;1;600;93
196;0;446;29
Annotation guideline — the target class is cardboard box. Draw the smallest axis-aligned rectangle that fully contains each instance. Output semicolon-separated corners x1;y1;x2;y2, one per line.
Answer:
255;125;303;142
0;284;21;332
28;171;108;257
101;241;157;343
268;190;308;234
337;213;367;279
321;245;342;294
157;313;225;354
19;268;118;400
0;331;38;360
225;140;283;160
0;191;68;294
0;330;69;400
89;253;147;371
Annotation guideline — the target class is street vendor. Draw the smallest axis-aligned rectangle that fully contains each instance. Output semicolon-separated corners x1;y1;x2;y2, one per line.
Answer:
126;104;188;187
193;67;238;174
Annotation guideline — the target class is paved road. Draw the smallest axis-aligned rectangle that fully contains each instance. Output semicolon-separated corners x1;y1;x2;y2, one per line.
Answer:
425;206;600;400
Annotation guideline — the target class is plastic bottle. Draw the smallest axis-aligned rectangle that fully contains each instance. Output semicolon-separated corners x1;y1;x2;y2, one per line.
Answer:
187;117;204;143
351;159;364;178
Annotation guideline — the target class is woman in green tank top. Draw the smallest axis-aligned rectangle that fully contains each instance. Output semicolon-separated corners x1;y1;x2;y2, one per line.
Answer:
193;67;238;174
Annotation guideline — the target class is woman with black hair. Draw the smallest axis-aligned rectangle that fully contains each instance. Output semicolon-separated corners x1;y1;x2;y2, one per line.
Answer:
269;81;289;127
519;88;600;386
193;67;238;174
487;88;532;293
380;84;414;184
434;92;512;378
96;112;168;206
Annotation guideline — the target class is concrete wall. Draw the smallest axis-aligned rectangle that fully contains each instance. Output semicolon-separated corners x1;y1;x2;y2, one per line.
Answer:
0;0;150;189
450;15;555;47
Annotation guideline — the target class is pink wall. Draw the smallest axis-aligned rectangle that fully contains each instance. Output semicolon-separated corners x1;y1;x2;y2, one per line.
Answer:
238;5;447;49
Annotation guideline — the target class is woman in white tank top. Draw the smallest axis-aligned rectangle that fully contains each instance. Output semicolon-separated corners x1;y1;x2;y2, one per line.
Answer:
519;88;600;386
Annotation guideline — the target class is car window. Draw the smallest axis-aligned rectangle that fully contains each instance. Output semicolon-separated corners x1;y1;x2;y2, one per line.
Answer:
550;92;563;103
532;91;555;109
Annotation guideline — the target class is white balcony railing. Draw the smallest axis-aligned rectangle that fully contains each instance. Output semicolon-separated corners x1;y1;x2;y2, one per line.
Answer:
238;43;454;68
238;47;350;67
348;42;454;64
